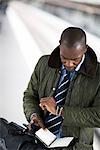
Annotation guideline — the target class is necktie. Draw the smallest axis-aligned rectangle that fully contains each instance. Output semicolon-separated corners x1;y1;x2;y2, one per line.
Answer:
45;73;70;135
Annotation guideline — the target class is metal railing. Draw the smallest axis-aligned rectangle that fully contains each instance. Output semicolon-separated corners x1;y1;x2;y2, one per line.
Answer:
36;0;100;15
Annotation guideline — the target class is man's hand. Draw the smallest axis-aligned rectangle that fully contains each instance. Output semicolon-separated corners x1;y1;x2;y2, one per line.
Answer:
28;114;45;130
39;97;56;115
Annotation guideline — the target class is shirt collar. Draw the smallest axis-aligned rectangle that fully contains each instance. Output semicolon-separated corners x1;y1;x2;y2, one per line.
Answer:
75;54;85;71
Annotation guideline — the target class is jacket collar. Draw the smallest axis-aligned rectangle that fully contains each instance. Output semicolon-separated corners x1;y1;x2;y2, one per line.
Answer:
48;45;98;78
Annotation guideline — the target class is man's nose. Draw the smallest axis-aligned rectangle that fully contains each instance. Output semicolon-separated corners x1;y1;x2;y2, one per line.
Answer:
65;60;74;67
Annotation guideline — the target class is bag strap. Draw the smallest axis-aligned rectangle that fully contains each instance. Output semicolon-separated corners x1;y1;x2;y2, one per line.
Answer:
0;138;8;150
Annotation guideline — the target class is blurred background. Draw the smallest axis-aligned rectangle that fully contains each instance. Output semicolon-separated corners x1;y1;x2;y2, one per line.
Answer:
0;0;100;149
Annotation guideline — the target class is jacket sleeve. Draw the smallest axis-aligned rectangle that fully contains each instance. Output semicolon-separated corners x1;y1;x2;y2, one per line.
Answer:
23;58;42;122
63;86;100;128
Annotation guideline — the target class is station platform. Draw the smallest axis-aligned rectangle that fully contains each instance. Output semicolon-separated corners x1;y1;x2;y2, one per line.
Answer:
0;1;100;149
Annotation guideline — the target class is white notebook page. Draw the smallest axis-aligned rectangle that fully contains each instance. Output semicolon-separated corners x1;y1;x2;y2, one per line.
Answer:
49;137;74;148
35;128;56;146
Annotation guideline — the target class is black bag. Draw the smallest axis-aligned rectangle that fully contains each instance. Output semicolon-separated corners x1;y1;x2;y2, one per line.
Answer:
0;118;76;150
0;118;37;150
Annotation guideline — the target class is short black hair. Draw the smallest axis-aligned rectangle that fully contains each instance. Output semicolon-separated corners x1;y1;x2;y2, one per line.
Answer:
60;27;86;49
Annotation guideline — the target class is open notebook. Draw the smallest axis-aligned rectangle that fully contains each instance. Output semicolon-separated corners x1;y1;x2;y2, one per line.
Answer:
35;128;74;148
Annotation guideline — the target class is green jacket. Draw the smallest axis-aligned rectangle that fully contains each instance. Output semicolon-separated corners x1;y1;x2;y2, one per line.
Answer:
23;46;100;150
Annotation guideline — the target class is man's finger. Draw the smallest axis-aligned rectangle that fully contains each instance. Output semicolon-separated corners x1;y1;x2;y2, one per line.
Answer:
39;103;46;110
38;120;45;129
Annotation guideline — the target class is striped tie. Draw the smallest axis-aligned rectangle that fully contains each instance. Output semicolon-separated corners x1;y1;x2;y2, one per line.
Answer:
45;73;70;135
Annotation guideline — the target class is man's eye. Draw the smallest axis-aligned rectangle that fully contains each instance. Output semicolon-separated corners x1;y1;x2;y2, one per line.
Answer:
75;59;80;61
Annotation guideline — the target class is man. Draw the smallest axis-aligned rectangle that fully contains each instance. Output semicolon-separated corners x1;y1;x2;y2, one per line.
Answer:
23;27;100;150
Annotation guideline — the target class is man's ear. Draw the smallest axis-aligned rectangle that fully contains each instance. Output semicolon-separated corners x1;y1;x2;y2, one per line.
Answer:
84;45;88;53
86;45;88;49
59;40;61;44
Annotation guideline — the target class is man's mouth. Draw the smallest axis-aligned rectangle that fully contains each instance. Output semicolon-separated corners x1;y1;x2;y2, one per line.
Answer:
65;67;75;71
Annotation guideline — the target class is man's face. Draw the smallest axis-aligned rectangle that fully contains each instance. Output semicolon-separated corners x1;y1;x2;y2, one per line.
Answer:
60;43;86;71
